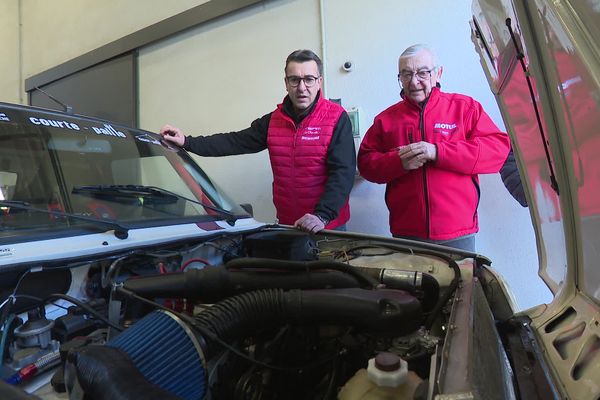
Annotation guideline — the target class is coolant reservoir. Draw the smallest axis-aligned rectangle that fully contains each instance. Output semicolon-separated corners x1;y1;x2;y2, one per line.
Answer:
338;352;422;400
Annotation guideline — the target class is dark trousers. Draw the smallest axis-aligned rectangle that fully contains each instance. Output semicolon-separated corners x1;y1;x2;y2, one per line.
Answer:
393;234;475;252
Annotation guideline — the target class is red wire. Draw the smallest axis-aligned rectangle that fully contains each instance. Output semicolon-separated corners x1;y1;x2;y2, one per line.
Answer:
180;258;211;271
158;262;167;274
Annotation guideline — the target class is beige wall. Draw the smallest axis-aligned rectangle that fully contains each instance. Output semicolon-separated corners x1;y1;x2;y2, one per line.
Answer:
0;0;21;104
0;0;208;103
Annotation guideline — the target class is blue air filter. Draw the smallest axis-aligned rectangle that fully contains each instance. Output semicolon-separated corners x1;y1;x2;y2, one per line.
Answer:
108;310;207;400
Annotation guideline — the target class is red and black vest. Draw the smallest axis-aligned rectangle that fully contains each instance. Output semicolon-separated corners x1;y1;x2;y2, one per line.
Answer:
267;96;350;228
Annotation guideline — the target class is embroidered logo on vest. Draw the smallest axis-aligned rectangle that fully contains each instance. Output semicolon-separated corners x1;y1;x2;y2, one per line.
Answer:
301;126;321;141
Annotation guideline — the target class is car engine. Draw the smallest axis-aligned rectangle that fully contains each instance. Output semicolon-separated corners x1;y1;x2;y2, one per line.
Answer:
0;227;489;400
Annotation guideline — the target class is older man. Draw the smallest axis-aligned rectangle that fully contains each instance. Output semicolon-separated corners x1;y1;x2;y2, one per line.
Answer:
160;49;355;233
358;44;510;251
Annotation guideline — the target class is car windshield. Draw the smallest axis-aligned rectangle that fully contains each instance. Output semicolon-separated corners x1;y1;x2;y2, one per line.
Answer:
0;104;246;241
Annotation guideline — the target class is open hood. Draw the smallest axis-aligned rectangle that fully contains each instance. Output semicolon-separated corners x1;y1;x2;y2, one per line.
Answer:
471;0;600;397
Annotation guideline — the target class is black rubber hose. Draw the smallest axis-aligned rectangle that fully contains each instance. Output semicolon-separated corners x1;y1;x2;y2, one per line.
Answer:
123;267;361;302
224;257;380;288
420;273;440;311
66;346;183;400
193;288;422;359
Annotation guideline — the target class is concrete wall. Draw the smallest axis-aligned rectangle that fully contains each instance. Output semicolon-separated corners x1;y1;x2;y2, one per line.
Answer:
0;0;551;310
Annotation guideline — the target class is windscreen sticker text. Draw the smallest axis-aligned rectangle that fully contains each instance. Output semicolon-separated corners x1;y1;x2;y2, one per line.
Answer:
135;134;161;146
91;124;126;138
28;116;127;139
29;117;80;130
0;247;14;258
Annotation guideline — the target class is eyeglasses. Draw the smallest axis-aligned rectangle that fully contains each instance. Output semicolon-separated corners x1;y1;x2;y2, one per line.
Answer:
398;68;436;82
286;75;320;88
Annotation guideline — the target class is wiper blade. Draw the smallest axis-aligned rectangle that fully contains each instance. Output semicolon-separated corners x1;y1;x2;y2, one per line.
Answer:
0;200;129;239
72;185;238;226
0;200;31;208
72;185;179;204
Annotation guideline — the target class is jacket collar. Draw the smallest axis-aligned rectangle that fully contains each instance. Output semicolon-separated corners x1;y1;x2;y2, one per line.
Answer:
401;84;442;109
281;91;322;124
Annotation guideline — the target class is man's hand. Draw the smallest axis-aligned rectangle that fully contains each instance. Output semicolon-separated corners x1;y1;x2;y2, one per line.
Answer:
159;124;186;147
294;213;326;233
397;141;437;170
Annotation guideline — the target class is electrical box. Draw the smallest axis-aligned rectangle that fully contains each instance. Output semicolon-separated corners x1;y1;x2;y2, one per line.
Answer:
346;107;361;139
346;107;363;177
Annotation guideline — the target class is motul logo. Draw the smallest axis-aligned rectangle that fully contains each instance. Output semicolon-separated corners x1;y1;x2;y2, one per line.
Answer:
434;123;457;130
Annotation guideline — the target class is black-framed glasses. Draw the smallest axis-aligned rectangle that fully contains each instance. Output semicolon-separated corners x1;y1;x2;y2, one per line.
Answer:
398;68;436;82
286;75;320;88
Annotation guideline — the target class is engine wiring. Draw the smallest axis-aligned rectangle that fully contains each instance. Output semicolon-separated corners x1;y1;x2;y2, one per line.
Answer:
0;269;33;338
43;293;124;332
180;258;211;271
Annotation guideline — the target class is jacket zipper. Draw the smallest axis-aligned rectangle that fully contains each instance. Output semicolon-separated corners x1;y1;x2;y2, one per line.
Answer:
419;107;430;239
472;177;480;222
292;119;301;211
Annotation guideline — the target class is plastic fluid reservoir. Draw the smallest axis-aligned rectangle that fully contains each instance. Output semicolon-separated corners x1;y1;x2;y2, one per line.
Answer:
338;352;422;400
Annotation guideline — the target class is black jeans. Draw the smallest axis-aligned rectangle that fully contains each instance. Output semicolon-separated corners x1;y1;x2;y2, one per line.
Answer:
393;234;475;252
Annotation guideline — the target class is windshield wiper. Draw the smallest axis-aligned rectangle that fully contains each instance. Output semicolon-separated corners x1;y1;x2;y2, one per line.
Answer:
0;200;32;208
0;200;129;239
72;185;179;204
72;185;238;226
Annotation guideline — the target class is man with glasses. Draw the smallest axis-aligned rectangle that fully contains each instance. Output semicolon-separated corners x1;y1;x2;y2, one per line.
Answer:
357;44;510;251
160;49;355;233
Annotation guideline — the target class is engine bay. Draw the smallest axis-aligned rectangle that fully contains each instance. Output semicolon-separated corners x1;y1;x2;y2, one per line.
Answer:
0;227;512;400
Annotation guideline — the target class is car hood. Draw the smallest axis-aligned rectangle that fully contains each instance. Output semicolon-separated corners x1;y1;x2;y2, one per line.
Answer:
471;0;600;395
472;0;600;301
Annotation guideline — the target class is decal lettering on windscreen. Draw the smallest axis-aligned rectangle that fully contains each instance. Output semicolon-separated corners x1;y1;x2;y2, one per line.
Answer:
135;133;178;152
29;117;80;130
0;113;9;122
91;124;126;138
0;247;14;258
27;116;128;139
135;133;161;145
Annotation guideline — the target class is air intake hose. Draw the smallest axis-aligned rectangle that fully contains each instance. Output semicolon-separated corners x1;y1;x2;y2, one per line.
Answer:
123;265;361;303
193;287;421;358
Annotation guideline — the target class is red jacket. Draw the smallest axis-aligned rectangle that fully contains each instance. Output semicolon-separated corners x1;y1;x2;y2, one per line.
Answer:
358;88;510;240
267;96;350;228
